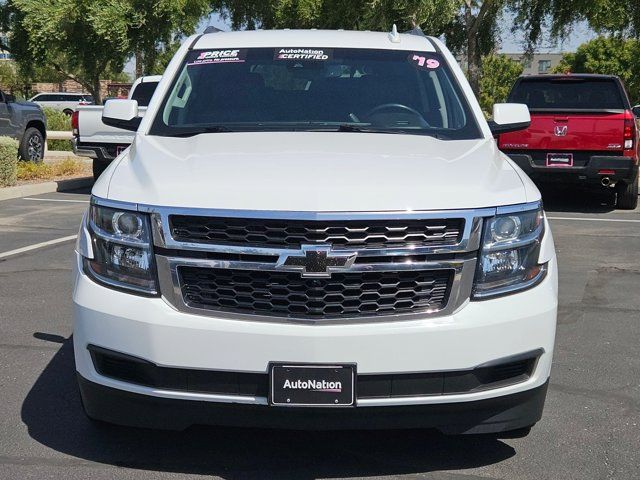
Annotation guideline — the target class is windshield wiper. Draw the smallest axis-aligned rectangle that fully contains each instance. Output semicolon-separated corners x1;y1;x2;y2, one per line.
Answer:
168;125;234;137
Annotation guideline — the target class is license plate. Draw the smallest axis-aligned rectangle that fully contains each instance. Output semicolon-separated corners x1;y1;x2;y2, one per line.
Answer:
546;153;574;167
270;364;355;407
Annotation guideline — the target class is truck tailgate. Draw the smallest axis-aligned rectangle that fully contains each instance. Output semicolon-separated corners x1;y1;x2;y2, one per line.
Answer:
500;111;626;154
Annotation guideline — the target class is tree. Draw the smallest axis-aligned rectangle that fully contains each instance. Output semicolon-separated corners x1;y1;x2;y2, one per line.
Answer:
478;53;523;113
211;1;507;94
553;36;640;103
444;1;506;94
4;0;211;103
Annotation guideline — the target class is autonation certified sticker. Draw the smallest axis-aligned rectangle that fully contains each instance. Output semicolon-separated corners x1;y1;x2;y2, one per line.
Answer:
274;48;333;61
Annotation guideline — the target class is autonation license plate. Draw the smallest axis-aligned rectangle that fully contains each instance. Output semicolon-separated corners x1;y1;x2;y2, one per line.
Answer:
270;364;355;407
546;152;574;167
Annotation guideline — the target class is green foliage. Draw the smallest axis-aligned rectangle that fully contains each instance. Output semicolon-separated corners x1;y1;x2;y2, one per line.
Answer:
0;136;19;187
479;54;523;113
211;0;457;34
553;36;640;103
6;1;211;103
41;108;73;151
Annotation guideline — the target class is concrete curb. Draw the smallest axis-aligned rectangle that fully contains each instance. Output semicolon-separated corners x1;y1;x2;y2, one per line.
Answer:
0;176;93;202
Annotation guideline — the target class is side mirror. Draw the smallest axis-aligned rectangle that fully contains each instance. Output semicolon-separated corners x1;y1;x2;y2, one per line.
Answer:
5;94;14;103
632;105;640;118
102;99;141;131
488;103;531;135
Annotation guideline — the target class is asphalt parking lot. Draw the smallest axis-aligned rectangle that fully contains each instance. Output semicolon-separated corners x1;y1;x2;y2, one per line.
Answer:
0;187;638;480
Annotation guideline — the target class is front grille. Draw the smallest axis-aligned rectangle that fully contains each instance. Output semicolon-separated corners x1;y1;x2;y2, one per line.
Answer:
169;216;464;249
179;267;453;319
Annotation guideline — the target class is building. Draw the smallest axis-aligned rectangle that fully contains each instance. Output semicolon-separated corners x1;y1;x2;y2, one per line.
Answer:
504;53;565;75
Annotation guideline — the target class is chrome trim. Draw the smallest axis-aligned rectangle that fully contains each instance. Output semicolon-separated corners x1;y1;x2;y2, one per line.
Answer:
156;255;476;324
148;205;492;256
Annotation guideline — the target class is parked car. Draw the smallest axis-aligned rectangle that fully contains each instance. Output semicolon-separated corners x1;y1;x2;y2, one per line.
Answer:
28;92;94;115
499;74;639;209
73;29;558;436
72;75;161;179
0;90;47;161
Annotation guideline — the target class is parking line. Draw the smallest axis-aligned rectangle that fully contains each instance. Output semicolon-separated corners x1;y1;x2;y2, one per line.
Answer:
0;235;78;260
547;216;640;223
23;197;89;203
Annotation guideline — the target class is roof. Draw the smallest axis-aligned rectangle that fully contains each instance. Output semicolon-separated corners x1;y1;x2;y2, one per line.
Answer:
519;73;620;80
193;29;436;52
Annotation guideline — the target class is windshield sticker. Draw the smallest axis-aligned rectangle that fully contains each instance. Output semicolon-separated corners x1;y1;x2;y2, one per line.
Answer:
188;49;247;66
274;48;332;61
408;54;440;70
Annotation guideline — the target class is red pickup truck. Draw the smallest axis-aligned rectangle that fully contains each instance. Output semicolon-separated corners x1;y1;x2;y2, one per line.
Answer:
499;74;639;209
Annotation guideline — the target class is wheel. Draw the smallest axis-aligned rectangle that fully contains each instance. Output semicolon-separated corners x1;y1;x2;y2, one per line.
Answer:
63;109;74;116
92;159;109;180
18;127;44;162
616;176;638;210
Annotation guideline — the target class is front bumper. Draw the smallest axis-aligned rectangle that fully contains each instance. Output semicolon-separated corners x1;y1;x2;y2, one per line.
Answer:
507;153;638;185
72;248;558;431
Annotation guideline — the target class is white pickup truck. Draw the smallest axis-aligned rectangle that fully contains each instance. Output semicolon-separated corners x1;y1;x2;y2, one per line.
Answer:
73;28;558;435
72;75;161;179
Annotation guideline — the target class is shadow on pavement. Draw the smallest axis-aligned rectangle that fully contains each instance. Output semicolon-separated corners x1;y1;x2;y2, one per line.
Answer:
539;185;618;214
22;338;515;478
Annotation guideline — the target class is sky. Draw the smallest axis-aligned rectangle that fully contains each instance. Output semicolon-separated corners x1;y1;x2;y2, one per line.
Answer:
125;14;596;76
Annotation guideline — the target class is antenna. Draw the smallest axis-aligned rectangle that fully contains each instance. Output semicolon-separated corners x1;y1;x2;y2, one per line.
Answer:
388;24;401;43
203;26;224;34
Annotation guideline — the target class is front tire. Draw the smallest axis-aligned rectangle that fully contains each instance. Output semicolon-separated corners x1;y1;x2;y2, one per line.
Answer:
616;176;638;210
18;127;45;162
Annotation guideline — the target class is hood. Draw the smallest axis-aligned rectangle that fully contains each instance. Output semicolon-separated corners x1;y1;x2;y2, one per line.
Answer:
102;132;531;212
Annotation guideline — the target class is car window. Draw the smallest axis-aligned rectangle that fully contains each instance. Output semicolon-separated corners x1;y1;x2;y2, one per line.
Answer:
509;78;625;110
130;82;159;107
150;48;481;140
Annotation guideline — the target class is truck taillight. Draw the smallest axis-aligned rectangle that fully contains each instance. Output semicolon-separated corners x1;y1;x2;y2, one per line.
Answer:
623;112;637;162
71;111;79;136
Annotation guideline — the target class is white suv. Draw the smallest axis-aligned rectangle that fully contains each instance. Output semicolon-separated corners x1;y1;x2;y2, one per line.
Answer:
29;92;93;115
73;29;557;435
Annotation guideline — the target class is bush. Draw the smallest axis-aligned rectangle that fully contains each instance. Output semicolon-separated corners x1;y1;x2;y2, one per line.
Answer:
42;107;73;151
0;136;19;187
17;157;87;181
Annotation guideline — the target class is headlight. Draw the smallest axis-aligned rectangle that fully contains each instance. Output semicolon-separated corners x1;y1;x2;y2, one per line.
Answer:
83;203;158;295
473;205;547;299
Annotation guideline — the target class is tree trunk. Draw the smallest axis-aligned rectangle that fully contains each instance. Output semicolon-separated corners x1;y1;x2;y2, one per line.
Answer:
135;51;143;78
89;78;102;105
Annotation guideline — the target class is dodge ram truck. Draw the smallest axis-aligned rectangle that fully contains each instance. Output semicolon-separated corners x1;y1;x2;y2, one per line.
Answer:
73;28;558;435
499;74;639;209
72;75;161;179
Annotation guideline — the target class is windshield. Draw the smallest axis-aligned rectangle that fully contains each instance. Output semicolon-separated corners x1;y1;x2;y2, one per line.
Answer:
509;77;626;111
149;47;481;139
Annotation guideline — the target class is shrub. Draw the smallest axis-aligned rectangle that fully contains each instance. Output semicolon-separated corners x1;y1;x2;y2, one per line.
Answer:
17;157;86;181
0;136;19;187
42;107;73;151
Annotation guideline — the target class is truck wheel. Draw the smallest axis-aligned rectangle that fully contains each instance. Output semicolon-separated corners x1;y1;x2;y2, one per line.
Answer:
616;176;638;210
92;160;109;180
63;109;74;116
18;127;45;162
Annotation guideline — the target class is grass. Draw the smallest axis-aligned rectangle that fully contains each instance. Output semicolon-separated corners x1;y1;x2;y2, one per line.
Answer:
17;158;89;182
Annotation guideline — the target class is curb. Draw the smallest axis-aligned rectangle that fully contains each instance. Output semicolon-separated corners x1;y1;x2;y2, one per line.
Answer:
0;176;93;202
